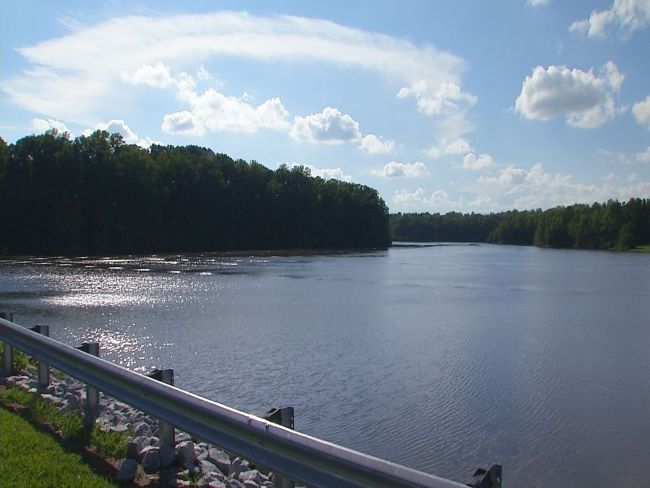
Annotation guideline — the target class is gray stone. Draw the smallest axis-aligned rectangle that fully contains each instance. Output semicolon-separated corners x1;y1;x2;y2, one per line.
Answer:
133;420;151;437
207;481;227;488
176;440;197;468
141;446;161;474
116;458;138;482
230;457;249;479
239;470;264;484
226;480;245;488
201;468;227;484
160;444;177;468
261;482;275;488
175;432;192;444
206;448;231;475
243;481;259;488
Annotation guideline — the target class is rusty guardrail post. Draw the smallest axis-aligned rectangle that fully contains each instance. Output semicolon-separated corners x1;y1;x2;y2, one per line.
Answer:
30;325;50;391
0;312;14;376
263;407;295;488
147;368;175;449
76;342;100;427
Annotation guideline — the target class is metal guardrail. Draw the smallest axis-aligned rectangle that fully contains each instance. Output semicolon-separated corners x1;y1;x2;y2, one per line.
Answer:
0;315;489;488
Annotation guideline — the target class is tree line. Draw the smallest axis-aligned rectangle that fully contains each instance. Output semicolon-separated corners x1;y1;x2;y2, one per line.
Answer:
390;199;650;251
0;131;390;255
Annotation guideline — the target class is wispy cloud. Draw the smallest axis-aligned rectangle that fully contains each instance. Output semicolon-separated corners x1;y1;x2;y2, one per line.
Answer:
4;11;473;127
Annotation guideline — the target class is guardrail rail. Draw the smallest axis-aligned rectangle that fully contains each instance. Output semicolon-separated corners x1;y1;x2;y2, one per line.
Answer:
0;314;501;488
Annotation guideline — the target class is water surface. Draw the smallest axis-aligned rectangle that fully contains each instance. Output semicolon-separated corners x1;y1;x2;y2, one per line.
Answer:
1;244;649;487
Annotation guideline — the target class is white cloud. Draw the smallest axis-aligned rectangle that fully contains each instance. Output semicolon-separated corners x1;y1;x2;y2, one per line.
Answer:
83;118;159;147
636;147;650;163
135;137;161;149
161;111;205;136
372;161;428;178
633;95;650;129
462;153;495;171
121;62;175;88
527;0;550;6
196;65;212;82
290;107;361;144
394;188;432;207
475;163;650;209
515;62;624;128
188;89;289;134
597;148;633;164
4;12;472;124
98;119;139;143
426;137;473;158
360;134;395;154
32;117;70;135
393;188;493;212
570;0;650;39
288;163;352;182
397;80;476;115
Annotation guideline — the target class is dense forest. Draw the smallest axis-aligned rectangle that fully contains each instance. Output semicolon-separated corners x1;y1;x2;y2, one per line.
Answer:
0;131;390;255
390;199;650;251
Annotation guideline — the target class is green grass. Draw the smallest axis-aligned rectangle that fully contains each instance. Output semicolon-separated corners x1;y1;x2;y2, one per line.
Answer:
629;244;650;253
0;344;33;371
0;408;118;487
0;386;128;459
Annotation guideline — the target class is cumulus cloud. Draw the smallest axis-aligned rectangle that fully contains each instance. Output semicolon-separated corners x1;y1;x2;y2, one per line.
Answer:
32;117;70;135
633;95;650;129
287;163;352;182
161;111;204;136
84;119;158;147
515;62;624;128
121;62;175;88
527;0;550;6
360;134;395;154
570;0;650;39
475;163;650;209
372;161;428;178
636;147;650;163
304;164;352;182
4;11;472;124
462;153;495;171
290;107;361;144
96;119;139;143
397;80;476;115
393;188;492;211
426;137;473;158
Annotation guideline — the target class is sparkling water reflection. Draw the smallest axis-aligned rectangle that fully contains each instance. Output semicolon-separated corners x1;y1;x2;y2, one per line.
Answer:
1;245;649;487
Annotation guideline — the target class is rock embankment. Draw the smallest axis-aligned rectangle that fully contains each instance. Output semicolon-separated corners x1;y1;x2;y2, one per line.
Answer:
3;373;283;488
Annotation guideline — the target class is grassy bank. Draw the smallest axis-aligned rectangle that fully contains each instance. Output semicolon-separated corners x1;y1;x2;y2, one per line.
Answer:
0;407;117;487
0;383;129;487
629;244;650;253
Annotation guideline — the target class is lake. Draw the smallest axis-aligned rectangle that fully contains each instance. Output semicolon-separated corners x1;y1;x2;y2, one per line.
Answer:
1;244;649;487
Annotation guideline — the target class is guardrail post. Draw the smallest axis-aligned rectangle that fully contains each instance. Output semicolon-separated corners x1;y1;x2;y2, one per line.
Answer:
466;464;502;488
77;342;100;427
30;325;50;391
263;407;295;488
0;312;14;376
147;368;175;449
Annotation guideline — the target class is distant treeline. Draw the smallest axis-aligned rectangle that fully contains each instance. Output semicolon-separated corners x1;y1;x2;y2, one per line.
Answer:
0;131;390;255
390;198;650;251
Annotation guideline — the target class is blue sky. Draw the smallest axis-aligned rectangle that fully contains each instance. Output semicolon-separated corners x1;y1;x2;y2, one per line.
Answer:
2;0;650;213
